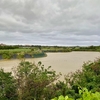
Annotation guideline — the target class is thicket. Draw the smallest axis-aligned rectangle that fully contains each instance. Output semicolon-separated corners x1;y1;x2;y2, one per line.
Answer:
0;58;100;100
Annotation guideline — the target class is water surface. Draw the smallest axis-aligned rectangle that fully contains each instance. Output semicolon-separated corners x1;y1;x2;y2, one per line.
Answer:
0;51;100;80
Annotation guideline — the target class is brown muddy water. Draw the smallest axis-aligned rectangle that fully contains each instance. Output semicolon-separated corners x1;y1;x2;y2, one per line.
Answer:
0;51;100;81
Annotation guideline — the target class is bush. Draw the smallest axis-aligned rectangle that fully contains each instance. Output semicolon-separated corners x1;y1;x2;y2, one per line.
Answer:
13;60;60;100
62;58;100;99
0;69;17;100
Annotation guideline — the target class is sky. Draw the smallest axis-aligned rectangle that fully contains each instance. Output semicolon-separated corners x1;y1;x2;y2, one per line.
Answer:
0;0;100;46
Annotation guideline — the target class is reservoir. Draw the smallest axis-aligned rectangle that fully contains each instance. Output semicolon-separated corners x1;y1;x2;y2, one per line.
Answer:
0;51;100;80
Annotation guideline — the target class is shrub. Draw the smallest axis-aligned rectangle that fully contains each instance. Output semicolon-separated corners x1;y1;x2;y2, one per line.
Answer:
63;58;100;99
0;69;17;100
13;60;60;100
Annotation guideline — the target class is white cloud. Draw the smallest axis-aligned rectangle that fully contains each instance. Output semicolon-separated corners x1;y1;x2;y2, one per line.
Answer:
0;0;100;45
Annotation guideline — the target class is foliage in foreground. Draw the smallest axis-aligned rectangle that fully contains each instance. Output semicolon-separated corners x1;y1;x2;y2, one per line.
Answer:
0;69;17;100
0;58;100;100
13;60;60;100
51;88;100;100
0;60;60;100
49;58;100;99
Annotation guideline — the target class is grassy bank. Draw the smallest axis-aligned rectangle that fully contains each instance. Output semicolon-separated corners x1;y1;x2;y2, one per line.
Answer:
0;48;46;60
0;45;100;60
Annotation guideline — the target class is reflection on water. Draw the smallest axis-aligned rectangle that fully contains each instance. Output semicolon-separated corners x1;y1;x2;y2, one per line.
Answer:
0;51;100;80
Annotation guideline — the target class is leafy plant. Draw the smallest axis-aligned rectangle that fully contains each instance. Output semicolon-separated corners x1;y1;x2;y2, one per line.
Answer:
51;95;73;100
0;69;17;100
13;60;60;100
51;88;100;100
77;88;100;100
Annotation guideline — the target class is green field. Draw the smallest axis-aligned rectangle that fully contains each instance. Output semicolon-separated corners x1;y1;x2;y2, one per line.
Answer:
0;48;31;52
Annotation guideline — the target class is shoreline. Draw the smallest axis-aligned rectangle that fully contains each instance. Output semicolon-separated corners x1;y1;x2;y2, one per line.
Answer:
0;52;47;61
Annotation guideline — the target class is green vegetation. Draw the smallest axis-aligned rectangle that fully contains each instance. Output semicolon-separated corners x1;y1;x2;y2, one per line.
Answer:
0;60;60;100
14;61;60;100
0;45;19;49
52;88;100;100
41;46;72;52
0;45;100;60
0;69;17;100
32;45;100;52
0;57;100;100
0;47;46;60
51;58;100;99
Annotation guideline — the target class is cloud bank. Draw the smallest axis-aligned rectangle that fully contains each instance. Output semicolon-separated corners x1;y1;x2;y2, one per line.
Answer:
0;0;100;46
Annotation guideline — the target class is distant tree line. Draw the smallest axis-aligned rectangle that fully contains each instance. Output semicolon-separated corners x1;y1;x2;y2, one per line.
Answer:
0;45;19;49
1;45;100;51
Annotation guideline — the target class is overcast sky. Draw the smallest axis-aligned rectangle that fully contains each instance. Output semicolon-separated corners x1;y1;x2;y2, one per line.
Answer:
0;0;100;46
